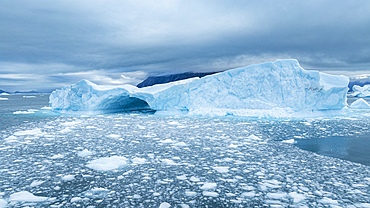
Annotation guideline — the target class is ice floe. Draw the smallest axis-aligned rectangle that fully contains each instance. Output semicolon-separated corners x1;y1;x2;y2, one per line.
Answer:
87;156;128;171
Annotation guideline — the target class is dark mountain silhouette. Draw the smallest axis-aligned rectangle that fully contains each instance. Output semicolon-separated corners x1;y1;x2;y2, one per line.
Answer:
137;71;221;88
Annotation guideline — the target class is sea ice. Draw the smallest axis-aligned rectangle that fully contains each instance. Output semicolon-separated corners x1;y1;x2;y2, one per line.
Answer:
30;180;45;187
13;109;39;114
9;191;48;202
212;166;229;173
49;59;349;117
132;157;147;164
159;202;171;208
0;199;6;208
202;191;219;197
282;139;296;144
77;149;93;157
14;128;43;136
87;156;128;171
200;183;217;190
61;175;75;181
83;188;109;198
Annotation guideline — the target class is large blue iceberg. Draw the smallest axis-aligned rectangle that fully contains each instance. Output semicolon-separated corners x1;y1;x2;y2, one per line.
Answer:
49;59;349;117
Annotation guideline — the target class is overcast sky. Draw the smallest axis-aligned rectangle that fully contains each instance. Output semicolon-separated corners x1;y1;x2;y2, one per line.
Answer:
1;0;370;92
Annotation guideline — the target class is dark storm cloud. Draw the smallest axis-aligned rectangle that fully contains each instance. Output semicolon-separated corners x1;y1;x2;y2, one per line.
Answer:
1;0;370;91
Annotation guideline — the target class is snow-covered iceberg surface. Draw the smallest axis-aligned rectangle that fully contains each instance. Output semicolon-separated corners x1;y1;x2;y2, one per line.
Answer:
49;59;349;117
351;85;370;97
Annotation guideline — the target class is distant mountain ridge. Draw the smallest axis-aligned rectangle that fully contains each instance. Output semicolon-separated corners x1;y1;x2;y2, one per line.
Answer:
137;71;221;88
0;89;8;94
14;90;39;94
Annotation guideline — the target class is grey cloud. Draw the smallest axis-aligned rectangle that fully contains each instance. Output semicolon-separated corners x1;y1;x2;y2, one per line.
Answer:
1;0;370;91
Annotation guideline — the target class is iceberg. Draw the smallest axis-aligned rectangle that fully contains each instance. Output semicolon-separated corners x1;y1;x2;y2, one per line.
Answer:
350;98;370;109
351;85;370;97
49;59;349;117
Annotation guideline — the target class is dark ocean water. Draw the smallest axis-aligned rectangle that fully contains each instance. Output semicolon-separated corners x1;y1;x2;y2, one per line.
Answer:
0;94;58;131
294;133;370;166
294;97;370;166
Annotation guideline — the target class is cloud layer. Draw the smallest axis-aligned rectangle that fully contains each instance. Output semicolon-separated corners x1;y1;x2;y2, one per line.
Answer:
1;0;370;91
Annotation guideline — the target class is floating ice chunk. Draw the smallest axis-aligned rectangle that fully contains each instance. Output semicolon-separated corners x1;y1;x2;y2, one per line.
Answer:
168;121;179;125
13;110;36;114
176;175;187;180
313;190;323;197
241;191;255;198
161;159;178;165
190;176;200;182
289;192;306;203
247;135;261;140
87;156;128;171
282;139;296;144
23;96;36;98
200;183;217;190
179;204;190;208
9;191;48;202
50;154;64;159
160;139;174;144
202;191;219;197
14;128;43;136
0;97;8;100
78;149;93;157
266;192;288;199
133;194;141;199
357;203;370;208
261;179;282;189
5;135;17;142
59;127;72;134
83;188;109;198
132;157;147;164
108;134;121;138
159;202;171;208
30;180;45;187
0;199;6;208
60;121;81;126
41;106;52;110
70;197;82;202
173;142;187;147
350;98;370;109
318;197;339;205
225;193;236;197
62;175;75;181
185;191;197;197
212;166;229;173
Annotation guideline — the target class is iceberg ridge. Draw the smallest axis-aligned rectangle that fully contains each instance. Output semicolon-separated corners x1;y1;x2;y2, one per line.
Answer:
49;59;349;117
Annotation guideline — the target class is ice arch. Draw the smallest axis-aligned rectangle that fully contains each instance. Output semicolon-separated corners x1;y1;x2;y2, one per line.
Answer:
49;60;349;117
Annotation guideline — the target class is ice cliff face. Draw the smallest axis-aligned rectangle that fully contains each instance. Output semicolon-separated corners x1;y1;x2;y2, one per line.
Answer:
49;59;349;117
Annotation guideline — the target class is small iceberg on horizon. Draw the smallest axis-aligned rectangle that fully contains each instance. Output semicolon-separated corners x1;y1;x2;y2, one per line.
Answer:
49;59;350;118
351;84;370;97
350;98;370;109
